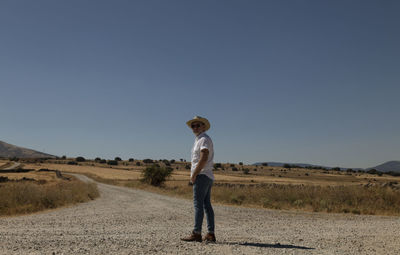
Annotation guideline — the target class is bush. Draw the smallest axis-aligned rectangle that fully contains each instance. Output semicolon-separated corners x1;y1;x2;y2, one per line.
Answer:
185;164;191;170
115;157;122;161
67;161;78;165
143;159;154;164
107;160;118;166
136;162;141;166
232;167;238;171
239;162;243;166
129;158;134;162
283;164;291;169
141;164;173;186
95;157;101;162
99;159;106;164
214;163;222;168
76;157;85;162
243;169;250;174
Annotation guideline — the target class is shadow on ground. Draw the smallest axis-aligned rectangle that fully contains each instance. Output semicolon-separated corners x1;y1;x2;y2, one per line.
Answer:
219;241;314;250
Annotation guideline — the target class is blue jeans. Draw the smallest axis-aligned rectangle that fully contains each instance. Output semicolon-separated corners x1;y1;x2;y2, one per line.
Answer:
193;174;214;234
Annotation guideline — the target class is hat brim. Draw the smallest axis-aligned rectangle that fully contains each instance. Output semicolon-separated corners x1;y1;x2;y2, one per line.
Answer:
186;118;210;131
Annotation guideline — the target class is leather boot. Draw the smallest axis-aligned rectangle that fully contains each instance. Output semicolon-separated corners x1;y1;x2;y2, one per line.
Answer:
181;232;202;242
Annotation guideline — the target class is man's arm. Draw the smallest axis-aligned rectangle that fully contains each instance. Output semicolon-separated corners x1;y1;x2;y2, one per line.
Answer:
191;149;209;183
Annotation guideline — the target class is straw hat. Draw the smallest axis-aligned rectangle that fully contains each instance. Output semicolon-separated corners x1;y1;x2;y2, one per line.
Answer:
186;116;210;131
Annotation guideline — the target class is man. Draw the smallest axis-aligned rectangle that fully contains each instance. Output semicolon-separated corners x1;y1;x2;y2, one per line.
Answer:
181;116;216;243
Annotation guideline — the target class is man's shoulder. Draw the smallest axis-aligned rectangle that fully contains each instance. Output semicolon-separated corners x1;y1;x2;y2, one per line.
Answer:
198;133;212;142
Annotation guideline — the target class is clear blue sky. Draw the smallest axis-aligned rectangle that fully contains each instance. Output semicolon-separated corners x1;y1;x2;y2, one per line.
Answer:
1;0;399;168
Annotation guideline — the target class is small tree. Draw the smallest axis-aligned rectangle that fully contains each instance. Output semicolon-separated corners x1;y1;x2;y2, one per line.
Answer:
141;164;173;186
115;157;122;161
243;168;250;174
129;158;134;162
239;162;243;166
143;159;154;164
76;156;85;162
107;160;118;165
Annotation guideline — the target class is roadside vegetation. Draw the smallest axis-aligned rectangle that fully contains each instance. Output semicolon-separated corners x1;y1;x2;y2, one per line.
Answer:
0;176;99;216
16;157;400;216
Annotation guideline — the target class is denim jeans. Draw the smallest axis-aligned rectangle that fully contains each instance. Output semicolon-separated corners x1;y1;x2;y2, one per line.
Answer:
193;174;214;234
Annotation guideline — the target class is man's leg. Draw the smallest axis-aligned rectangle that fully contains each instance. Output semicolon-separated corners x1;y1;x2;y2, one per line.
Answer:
204;178;215;234
193;175;207;234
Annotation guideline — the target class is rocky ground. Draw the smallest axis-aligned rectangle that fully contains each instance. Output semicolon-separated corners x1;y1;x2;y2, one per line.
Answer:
1;174;399;254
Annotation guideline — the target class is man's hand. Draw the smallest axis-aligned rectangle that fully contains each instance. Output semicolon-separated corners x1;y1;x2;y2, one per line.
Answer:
190;174;197;184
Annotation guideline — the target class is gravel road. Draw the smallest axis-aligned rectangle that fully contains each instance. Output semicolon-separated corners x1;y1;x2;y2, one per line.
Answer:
1;174;399;255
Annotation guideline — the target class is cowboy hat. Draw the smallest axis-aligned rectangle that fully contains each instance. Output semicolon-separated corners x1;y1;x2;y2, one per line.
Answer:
186;116;210;131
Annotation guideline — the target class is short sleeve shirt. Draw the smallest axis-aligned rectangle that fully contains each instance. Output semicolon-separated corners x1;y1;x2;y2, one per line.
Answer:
191;132;214;180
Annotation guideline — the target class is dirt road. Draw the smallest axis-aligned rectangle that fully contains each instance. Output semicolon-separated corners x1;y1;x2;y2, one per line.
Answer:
1;174;399;254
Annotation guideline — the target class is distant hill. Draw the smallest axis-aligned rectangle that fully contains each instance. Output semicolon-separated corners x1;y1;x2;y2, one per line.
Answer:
0;140;56;158
253;162;363;171
254;162;328;168
368;161;400;173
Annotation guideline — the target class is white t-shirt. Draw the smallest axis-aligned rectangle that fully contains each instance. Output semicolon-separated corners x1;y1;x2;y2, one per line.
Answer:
191;132;214;180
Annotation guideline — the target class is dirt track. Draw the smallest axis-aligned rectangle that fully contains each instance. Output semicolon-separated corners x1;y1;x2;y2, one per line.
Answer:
1;174;399;254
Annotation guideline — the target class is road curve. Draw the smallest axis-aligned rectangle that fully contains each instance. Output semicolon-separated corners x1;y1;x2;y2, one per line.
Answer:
0;174;399;254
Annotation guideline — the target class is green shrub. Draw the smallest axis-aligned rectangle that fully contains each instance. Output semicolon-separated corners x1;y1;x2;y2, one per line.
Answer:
243;168;250;174
129;158;134;162
141;164;173;186
115;157;122;161
143;159;154;164
76;157;85;162
107;160;118;166
67;161;78;165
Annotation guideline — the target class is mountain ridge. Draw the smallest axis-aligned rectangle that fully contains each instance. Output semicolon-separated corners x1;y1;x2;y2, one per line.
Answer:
0;140;56;158
254;161;400;172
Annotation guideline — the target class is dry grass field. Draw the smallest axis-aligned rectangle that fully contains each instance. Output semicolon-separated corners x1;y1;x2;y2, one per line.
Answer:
17;159;400;215
0;162;99;216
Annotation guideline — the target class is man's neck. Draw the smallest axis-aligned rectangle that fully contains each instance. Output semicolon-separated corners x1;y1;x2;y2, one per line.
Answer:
195;131;205;137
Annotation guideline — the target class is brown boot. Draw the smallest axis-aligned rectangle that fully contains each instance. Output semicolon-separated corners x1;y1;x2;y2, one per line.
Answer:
203;233;216;243
181;232;202;242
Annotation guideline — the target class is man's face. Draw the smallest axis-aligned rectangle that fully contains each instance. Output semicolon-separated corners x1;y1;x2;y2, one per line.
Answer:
191;121;205;135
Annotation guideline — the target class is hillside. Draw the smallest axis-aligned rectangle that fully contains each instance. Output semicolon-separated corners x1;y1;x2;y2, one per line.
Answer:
369;161;400;173
0;140;56;158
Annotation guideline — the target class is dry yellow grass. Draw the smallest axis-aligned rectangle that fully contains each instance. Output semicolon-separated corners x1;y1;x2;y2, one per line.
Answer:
0;179;99;216
0;161;100;216
1;171;59;182
18;161;400;215
23;162;400;187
